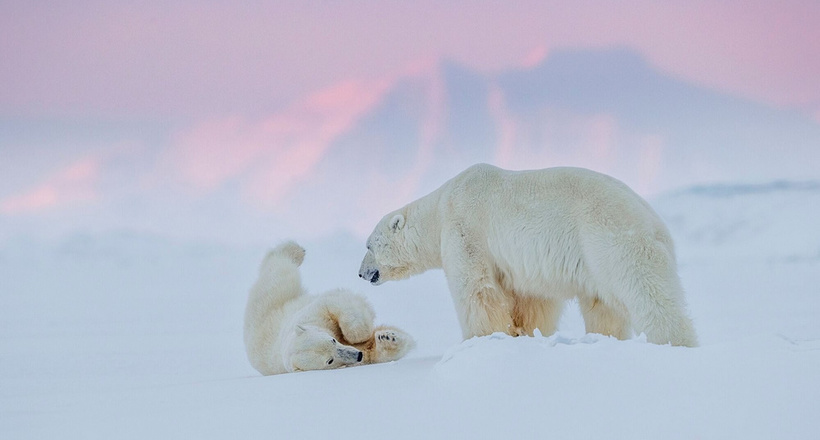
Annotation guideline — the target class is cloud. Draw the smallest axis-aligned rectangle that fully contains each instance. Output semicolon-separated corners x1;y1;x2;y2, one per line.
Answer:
164;78;393;207
521;45;549;69
0;157;100;215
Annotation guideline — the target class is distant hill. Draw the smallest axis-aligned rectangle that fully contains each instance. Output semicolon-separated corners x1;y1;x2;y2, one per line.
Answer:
652;180;820;263
4;178;818;284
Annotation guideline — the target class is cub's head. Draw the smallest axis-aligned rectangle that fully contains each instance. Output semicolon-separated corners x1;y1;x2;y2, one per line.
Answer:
284;325;363;373
359;211;424;285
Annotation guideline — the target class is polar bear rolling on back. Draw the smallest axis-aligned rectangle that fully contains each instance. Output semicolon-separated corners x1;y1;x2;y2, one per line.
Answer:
359;164;697;347
244;241;415;375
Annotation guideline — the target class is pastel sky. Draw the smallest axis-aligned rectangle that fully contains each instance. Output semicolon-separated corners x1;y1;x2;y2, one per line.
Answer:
1;1;819;244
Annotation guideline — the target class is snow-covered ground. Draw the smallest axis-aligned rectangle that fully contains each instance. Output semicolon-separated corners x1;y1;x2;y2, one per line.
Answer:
2;182;819;439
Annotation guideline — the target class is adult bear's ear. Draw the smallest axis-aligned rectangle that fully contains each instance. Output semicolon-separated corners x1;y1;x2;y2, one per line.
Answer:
295;324;307;335
390;214;405;232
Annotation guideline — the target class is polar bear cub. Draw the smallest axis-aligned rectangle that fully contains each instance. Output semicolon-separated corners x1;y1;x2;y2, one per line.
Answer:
244;241;414;375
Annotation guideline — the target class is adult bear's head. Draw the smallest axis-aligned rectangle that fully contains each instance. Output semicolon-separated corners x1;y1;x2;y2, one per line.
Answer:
359;212;408;285
359;209;434;285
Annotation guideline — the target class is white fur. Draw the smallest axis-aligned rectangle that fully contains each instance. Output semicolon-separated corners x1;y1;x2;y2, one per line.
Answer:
359;164;698;347
245;241;415;375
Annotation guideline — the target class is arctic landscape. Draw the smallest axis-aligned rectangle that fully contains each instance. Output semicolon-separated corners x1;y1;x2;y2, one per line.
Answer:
2;3;819;438
2;180;819;439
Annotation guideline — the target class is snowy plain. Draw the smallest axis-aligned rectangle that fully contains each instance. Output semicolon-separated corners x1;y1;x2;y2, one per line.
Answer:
1;181;819;439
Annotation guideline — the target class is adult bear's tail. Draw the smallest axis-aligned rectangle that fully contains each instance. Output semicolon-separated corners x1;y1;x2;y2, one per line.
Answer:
245;241;307;326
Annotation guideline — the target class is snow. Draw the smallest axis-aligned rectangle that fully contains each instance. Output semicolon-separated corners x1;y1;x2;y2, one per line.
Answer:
2;182;819;439
653;181;820;263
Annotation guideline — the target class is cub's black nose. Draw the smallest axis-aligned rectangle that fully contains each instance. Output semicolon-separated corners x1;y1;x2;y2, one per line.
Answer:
357;351;363;362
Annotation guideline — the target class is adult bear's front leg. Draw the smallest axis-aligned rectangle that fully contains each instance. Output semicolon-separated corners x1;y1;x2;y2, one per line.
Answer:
442;227;516;339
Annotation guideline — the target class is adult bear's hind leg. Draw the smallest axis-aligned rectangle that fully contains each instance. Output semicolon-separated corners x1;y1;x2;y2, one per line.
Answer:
585;232;698;347
578;295;631;340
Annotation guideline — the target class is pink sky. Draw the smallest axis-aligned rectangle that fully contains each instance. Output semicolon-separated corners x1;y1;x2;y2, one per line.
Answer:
0;157;99;215
1;1;819;242
163;79;393;206
2;1;819;118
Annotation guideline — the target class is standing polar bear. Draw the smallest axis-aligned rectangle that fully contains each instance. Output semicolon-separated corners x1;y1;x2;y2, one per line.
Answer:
244;241;415;375
359;164;697;347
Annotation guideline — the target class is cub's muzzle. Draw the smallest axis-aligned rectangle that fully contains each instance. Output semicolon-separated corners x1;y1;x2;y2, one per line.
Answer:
337;347;363;364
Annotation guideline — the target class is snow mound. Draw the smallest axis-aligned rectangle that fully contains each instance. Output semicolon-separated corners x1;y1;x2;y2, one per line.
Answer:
435;331;659;376
652;180;820;263
439;331;635;364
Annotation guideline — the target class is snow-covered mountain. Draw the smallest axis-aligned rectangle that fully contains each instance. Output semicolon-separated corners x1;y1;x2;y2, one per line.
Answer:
260;48;820;241
314;49;820;198
1;180;819;439
3;48;818;246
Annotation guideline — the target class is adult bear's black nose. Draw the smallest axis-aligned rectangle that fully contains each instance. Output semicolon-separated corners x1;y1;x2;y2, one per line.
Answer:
360;269;380;284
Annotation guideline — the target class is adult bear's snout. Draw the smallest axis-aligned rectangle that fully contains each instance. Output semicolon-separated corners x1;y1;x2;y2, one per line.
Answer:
359;268;380;284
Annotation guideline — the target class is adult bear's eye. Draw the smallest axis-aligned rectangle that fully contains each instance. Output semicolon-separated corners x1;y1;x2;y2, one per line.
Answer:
327;358;334;365
331;339;337;344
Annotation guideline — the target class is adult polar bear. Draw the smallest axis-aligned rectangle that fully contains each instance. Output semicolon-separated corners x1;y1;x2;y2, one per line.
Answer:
359;164;697;347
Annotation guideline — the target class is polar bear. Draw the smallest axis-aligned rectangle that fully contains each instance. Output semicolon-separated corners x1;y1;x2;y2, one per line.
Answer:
244;241;415;375
359;164;697;347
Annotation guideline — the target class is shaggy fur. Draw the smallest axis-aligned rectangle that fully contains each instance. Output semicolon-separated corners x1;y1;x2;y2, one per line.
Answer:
359;164;697;347
245;241;414;375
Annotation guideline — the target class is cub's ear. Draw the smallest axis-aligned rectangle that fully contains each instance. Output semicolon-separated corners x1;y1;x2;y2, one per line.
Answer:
295;324;307;335
390;214;405;232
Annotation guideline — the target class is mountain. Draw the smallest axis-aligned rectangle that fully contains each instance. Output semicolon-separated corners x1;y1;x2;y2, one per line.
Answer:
4;48;818;246
497;49;820;187
314;48;820;202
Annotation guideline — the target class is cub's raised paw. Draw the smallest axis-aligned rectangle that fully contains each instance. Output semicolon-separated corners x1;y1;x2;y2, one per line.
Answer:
376;330;400;346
